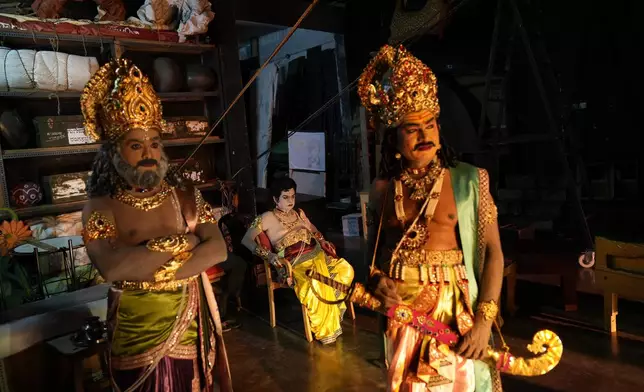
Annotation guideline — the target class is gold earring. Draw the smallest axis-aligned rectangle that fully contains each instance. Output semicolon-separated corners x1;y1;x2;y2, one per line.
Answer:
395;153;401;160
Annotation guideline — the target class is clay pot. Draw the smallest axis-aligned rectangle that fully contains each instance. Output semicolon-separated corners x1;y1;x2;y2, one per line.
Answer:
11;182;43;207
0;110;28;149
186;64;216;92
152;57;183;92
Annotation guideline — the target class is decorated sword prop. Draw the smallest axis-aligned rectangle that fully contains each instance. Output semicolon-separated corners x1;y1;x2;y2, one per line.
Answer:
305;269;563;377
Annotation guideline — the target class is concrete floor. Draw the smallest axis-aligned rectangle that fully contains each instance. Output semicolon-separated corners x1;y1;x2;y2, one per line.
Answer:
223;303;644;392
222;231;644;391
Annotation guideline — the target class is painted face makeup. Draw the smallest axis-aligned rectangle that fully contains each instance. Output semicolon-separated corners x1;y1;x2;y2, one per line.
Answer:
114;128;168;189
397;109;440;168
274;188;296;213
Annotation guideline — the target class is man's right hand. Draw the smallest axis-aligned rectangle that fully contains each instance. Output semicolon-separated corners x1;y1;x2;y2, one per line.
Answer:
374;275;403;310
268;253;281;266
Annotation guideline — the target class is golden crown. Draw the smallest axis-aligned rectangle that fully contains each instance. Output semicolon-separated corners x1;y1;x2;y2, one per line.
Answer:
358;45;440;127
81;58;164;142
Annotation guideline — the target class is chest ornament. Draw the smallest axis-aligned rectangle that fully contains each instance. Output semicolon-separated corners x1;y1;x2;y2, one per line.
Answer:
114;181;173;211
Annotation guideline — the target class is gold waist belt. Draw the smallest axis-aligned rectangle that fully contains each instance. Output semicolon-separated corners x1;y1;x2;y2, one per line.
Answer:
112;276;197;292
389;249;467;284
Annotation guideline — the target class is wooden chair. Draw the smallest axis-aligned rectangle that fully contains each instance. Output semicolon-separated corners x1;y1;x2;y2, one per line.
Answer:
255;232;356;343
595;236;644;335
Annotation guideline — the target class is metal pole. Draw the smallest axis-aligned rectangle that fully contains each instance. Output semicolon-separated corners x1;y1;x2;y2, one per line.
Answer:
68;239;77;291
33;248;46;299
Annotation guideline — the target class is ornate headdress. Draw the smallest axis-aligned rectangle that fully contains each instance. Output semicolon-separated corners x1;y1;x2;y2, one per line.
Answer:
358;45;440;127
80;58;164;142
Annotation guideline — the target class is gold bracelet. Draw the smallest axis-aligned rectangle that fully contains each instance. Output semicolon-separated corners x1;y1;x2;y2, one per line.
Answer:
153;252;193;282
476;300;499;321
254;245;271;261
146;234;190;256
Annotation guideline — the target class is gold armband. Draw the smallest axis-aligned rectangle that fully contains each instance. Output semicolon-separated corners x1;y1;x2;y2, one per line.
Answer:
146;234;190;256
249;216;263;231
82;211;117;244
153;252;193;282
195;189;217;224
254;245;271;261
476;300;499;321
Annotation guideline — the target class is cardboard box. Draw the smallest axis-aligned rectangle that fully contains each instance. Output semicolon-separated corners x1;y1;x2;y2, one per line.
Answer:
162;117;209;139
342;213;362;237
34;116;95;148
42;171;92;204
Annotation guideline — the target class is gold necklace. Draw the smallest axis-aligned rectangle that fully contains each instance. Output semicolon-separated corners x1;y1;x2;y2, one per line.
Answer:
273;208;299;231
114;181;173;211
399;160;442;200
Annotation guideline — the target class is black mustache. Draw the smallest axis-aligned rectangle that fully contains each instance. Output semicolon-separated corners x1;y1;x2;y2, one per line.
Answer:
137;159;158;167
414;141;435;150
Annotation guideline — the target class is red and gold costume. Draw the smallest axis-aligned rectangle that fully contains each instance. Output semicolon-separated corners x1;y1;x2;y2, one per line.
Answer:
360;45;498;392
251;210;354;344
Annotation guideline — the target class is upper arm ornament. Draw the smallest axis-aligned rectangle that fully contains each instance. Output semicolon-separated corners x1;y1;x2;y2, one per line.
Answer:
249;215;263;232
82;211;117;244
195;189;217;224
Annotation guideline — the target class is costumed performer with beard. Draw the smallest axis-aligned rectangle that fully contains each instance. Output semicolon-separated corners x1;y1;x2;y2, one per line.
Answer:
361;45;505;391
80;58;233;392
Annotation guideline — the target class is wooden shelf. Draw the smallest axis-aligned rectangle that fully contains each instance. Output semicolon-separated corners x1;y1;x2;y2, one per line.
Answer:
115;38;215;55
0;29;214;54
2;137;224;159
2;200;87;220
1;180;229;219
0;29;107;47
0;90;218;101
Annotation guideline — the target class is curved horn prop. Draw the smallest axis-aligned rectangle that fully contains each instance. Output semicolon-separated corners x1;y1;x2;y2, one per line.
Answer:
306;275;564;377
484;330;563;376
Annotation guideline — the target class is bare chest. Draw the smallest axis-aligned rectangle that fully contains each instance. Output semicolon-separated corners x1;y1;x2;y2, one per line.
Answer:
387;174;457;226
108;197;185;245
263;214;308;246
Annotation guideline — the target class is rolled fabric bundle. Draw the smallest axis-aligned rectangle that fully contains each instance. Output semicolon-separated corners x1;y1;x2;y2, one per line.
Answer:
34;51;69;91
0;48;37;90
67;54;99;91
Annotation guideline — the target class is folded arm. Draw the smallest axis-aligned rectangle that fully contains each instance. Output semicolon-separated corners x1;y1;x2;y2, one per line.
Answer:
82;208;176;282
175;221;227;279
175;189;228;279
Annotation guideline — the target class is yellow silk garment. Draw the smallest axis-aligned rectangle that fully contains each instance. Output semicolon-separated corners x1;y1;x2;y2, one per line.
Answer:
386;255;476;392
286;243;354;344
111;289;198;359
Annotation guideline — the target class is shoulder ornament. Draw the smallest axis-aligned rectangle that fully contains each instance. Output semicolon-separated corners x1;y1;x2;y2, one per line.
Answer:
82;211;117;244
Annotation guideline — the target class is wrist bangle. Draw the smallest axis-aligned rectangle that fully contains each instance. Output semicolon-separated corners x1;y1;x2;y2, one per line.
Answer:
153;252;193;282
476;300;499;321
254;245;271;261
147;234;190;256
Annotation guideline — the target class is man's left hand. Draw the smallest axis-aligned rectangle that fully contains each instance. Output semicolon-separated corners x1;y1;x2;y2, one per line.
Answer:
456;322;492;360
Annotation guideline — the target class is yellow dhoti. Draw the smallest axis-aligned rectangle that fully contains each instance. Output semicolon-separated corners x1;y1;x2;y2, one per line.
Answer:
286;242;354;344
385;250;476;392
